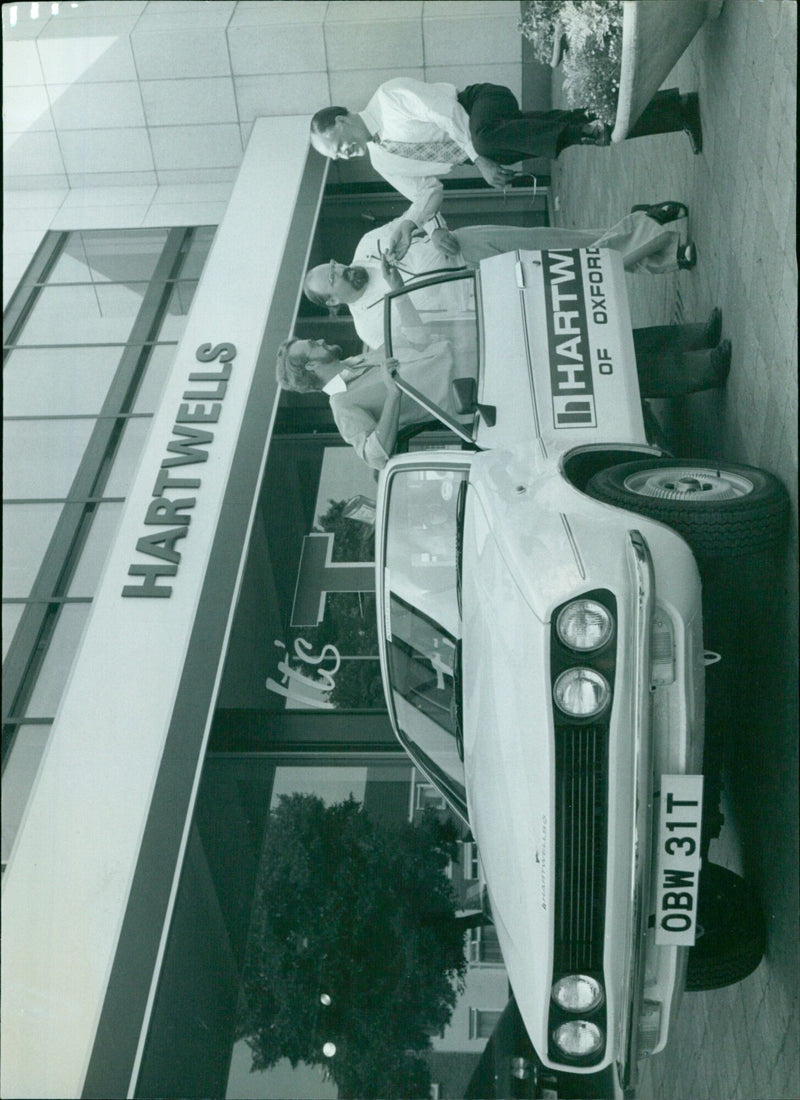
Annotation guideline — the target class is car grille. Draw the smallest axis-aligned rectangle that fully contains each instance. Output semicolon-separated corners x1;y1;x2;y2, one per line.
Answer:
553;724;608;972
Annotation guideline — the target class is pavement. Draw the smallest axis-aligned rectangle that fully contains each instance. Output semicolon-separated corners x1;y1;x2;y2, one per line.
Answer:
550;2;798;1098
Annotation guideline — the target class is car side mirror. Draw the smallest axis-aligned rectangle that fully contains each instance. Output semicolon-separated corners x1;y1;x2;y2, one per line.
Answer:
451;377;497;427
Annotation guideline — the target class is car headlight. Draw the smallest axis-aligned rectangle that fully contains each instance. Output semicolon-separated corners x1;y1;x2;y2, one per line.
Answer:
556;599;613;652
552;1020;604;1058
551;974;604;1013
553;668;611;718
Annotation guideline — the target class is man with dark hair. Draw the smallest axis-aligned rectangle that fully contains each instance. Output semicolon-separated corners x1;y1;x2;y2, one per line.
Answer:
309;77;702;259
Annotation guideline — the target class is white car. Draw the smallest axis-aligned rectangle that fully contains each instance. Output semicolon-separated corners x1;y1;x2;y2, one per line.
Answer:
375;249;786;1092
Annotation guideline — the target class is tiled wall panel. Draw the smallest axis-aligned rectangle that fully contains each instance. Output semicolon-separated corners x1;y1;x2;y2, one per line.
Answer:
37;25;139;84
227;22;328;75
3;84;54;131
141;78;239;128
234;72;331;124
130;28;232;80
58;128;154;175
422;11;523;67
324;17;424;72
4;132;66;177
48;81;146;130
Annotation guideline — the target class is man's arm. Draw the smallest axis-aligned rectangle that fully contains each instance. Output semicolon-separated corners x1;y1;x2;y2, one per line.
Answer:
367;146;445;231
329;361;404;470
372;361;403;459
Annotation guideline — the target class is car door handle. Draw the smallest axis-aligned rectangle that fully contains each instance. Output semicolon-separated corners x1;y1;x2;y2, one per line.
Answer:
515;259;541;288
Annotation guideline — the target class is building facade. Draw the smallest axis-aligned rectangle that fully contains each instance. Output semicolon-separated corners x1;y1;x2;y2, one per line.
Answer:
2;4;547;1097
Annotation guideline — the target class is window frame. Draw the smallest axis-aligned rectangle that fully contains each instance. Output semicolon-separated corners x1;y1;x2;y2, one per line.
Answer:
2;227;214;762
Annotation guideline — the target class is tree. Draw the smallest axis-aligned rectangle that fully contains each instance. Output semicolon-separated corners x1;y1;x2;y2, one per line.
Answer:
237;793;469;1098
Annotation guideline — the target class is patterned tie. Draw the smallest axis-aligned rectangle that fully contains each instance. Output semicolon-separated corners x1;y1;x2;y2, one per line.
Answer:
374;134;469;164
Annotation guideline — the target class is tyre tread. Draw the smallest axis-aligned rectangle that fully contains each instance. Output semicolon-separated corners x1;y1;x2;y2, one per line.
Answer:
686;864;765;992
585;460;789;558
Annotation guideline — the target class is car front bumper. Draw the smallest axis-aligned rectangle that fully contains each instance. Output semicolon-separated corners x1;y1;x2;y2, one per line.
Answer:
615;528;704;1091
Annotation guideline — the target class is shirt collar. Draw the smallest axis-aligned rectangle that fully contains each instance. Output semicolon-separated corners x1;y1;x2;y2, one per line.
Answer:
322;372;347;396
359;104;380;144
322;356;369;395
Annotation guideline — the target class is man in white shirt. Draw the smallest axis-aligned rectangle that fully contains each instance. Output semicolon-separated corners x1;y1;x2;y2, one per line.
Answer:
303;209;697;350
274;337;464;470
309;78;703;259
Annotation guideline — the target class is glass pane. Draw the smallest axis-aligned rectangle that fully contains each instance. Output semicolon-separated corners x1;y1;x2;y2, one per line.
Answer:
15;283;149;345
67;503;125;597
132;344;178;414
1;723;52;864
178;227;216;280
3;346;122;417
157;281;199;340
25;603;92;718
102;417;153;498
2;604;25;661
388;274;479;438
2;503;63;597
2;419;95;499
48;229;169;284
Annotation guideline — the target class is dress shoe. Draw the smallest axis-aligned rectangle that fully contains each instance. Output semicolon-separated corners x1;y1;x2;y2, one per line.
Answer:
710;339;732;385
677;242;697;270
631;200;688;224
702;307;723;348
680;92;703;154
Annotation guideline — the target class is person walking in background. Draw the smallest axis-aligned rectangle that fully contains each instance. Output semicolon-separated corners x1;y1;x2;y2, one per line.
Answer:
309;77;702;259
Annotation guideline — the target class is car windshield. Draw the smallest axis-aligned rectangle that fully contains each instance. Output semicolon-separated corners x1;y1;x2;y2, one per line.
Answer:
383;465;468;818
384;271;480;442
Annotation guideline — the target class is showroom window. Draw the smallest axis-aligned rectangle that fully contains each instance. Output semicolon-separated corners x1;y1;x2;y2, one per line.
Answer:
469;1008;503;1040
1;226;216;867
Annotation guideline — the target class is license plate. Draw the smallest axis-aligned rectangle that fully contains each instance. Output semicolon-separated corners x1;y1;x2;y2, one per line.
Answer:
654;774;704;945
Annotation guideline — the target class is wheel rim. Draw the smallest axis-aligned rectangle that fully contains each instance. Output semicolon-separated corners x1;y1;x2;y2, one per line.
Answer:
623;466;755;502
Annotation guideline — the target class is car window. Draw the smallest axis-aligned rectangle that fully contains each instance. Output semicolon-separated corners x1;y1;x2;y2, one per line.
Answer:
385;272;480;441
383;465;468;816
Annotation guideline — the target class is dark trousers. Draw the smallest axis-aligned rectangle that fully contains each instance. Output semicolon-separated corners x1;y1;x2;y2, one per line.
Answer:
458;83;684;162
634;322;722;398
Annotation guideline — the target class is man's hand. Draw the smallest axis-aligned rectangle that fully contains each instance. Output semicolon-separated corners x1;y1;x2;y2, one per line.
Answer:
380;254;404;291
430;227;461;257
385;219;419;261
474;155;516;189
381;358;402;393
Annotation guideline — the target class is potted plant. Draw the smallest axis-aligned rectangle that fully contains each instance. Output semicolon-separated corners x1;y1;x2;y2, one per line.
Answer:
520;0;724;135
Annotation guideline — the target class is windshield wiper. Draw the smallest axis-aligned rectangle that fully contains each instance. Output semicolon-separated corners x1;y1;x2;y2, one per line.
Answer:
450;638;465;761
455;478;468;618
